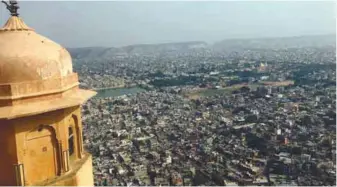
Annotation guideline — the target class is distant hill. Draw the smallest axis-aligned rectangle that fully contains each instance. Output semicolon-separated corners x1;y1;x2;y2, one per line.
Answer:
122;41;208;53
67;47;124;60
68;35;335;60
213;34;336;51
68;41;208;60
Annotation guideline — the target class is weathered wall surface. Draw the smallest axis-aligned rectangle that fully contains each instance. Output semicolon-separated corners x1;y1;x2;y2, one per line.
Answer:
0;120;17;186
41;154;94;186
0;105;91;186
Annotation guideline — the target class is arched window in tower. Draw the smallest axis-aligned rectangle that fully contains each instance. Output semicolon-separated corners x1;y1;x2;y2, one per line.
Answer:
68;127;74;157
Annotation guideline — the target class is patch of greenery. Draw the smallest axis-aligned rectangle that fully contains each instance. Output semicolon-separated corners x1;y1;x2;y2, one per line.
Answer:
149;76;202;87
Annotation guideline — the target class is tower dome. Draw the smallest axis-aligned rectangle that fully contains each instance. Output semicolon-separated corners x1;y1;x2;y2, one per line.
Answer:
0;2;95;186
0;16;73;84
0;2;95;112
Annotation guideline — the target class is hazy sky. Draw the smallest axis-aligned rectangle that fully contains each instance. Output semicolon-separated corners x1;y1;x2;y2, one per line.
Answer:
1;1;335;47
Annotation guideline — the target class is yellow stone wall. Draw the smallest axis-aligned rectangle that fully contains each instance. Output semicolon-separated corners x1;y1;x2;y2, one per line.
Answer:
75;154;94;186
38;153;94;186
0;120;17;186
0;105;94;186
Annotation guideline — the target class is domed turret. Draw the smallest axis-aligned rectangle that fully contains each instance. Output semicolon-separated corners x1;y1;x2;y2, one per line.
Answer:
0;2;96;117
0;1;95;186
0;16;73;84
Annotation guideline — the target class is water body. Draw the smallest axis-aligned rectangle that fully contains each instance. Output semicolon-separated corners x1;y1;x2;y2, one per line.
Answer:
96;86;146;98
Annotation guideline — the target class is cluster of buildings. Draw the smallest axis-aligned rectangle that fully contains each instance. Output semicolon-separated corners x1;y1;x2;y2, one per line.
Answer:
74;45;335;91
73;40;336;186
78;73;126;90
82;77;335;185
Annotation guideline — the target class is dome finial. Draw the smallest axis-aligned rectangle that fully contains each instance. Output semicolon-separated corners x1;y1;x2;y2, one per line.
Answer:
1;0;19;17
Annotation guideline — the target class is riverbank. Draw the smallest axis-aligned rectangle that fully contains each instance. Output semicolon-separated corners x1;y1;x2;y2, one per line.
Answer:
92;83;153;91
92;85;126;91
95;86;147;98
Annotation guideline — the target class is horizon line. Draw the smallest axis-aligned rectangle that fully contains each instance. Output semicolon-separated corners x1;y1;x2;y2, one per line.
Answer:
66;33;336;49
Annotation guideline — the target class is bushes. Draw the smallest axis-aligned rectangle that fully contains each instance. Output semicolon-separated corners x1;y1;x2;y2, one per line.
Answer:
149;76;202;87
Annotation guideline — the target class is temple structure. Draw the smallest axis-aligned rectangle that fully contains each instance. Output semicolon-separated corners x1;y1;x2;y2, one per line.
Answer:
0;1;96;186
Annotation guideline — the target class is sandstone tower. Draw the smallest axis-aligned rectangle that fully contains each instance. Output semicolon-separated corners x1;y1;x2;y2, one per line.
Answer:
0;1;96;186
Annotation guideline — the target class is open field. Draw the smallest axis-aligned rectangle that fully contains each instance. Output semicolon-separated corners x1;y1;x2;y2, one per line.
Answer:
260;80;294;86
185;80;294;99
185;84;259;99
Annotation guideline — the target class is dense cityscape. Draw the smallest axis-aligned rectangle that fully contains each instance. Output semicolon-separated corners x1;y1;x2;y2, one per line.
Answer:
0;1;335;186
72;36;336;186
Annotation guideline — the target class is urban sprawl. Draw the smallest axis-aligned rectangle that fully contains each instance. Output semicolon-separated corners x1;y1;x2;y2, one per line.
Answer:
71;38;336;186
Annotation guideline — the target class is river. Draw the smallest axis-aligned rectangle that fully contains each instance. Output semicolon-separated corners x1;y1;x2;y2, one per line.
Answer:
95;86;146;98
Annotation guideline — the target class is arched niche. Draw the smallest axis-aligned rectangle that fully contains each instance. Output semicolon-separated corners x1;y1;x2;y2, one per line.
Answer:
69;114;82;161
23;125;61;185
